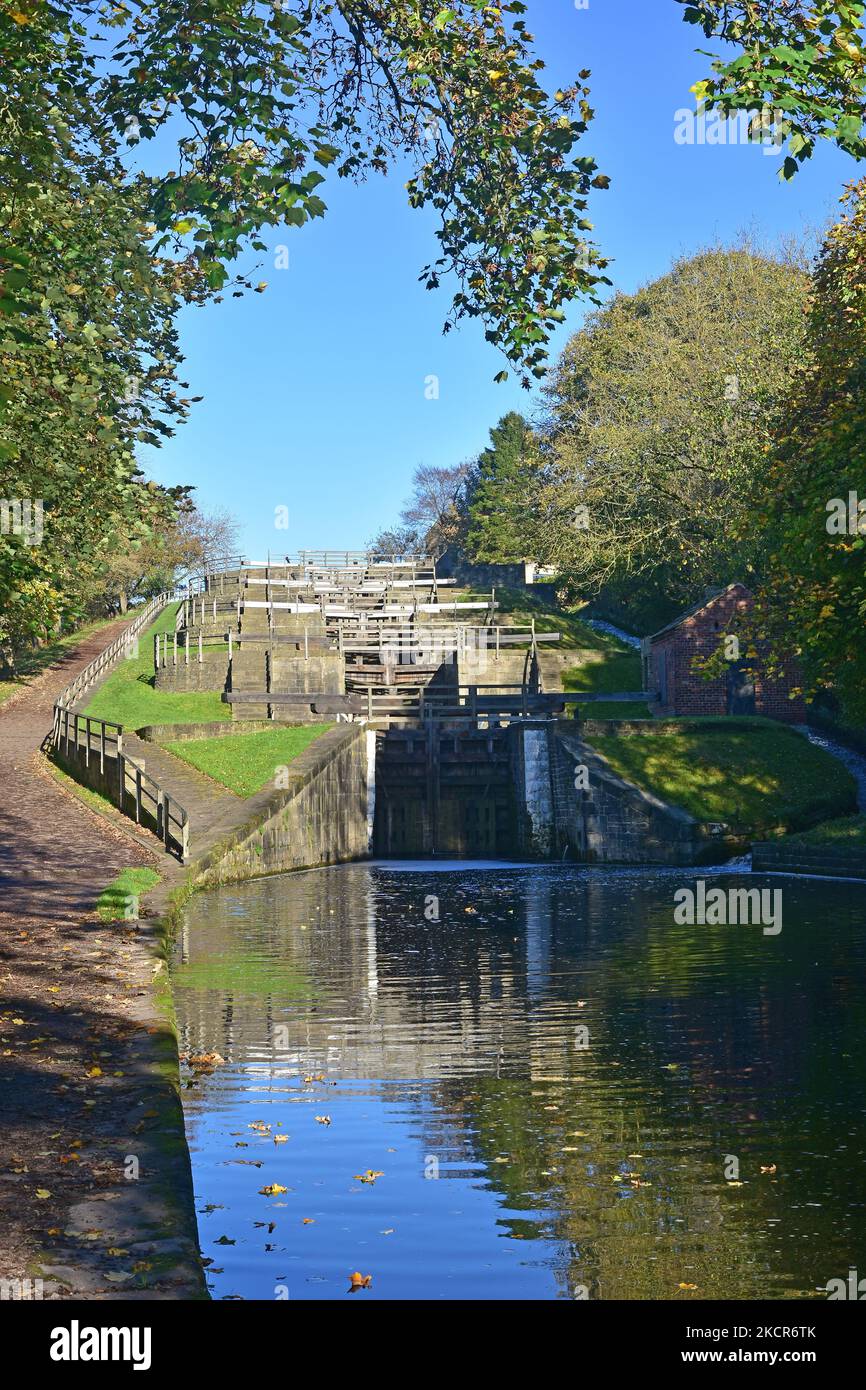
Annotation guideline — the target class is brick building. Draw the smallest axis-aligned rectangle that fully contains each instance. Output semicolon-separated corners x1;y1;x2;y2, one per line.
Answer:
641;584;807;723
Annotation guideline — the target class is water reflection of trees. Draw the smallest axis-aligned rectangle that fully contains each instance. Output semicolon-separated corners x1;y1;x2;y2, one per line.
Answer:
173;866;866;1301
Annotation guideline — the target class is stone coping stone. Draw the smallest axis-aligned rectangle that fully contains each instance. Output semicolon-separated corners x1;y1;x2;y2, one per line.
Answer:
752;842;866;879
139;719;308;742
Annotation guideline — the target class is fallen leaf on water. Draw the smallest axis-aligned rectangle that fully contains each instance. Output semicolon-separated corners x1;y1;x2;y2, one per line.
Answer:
353;1170;384;1185
35;1189;51;1200
348;1271;372;1291
678;1282;698;1291
315;1116;331;1126
301;1218;315;1225
760;1164;777;1174
188;1052;225;1071
259;1184;288;1196
274;1134;289;1144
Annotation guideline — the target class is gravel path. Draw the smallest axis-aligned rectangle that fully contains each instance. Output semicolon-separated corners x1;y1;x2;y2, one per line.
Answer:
0;626;203;1299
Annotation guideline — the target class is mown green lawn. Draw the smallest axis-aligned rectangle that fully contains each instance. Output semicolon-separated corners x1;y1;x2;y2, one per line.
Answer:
163;724;333;797
83;603;230;728
785;814;866;848
562;647;650;719
590;723;857;833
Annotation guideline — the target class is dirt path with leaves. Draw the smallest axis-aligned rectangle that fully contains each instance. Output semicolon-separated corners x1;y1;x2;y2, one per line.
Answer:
0;625;204;1299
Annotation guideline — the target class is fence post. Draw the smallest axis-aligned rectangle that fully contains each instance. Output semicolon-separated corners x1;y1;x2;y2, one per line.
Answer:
154;633;160;670
156;790;164;841
135;767;142;824
185;631;190;665
181;817;190;863
198;631;203;663
118;751;125;807
173;632;177;666
100;722;106;774
73;713;79;759
84;717;91;768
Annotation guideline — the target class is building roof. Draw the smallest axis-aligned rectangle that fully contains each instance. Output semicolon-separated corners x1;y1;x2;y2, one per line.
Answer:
647;583;752;644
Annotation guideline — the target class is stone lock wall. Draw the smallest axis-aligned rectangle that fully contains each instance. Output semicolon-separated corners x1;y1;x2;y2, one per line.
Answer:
508;723;738;865
154;651;230;692
193;725;371;886
551;728;738;865
269;651;344;694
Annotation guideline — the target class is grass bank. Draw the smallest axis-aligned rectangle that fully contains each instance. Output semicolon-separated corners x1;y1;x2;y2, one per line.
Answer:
562;648;649;719
495;587;615;649
782;814;866;848
0;615;119;704
96;866;162;920
163;723;333;796
84;603;230;728
588;719;857;835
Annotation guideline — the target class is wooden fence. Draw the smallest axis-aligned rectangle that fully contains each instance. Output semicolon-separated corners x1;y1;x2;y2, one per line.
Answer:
51;592;190;861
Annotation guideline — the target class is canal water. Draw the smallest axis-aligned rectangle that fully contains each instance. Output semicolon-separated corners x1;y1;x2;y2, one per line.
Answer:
173;862;866;1301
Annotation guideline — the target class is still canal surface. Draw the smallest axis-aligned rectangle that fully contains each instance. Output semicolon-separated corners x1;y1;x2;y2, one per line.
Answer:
173;862;866;1301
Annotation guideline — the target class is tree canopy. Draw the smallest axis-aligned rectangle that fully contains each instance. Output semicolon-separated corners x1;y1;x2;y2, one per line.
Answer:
2;1;611;386
751;179;866;719
680;0;866;177
533;244;808;616
1;0;612;662
463;411;539;563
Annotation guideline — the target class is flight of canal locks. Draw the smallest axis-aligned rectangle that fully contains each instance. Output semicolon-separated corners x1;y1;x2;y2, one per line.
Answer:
94;554;863;1304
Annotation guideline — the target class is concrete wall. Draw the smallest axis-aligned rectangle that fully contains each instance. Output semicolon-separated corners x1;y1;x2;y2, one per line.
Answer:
193;725;370;887
514;725;555;856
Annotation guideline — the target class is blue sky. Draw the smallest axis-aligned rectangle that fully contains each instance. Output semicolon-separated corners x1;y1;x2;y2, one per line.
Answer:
140;0;856;558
